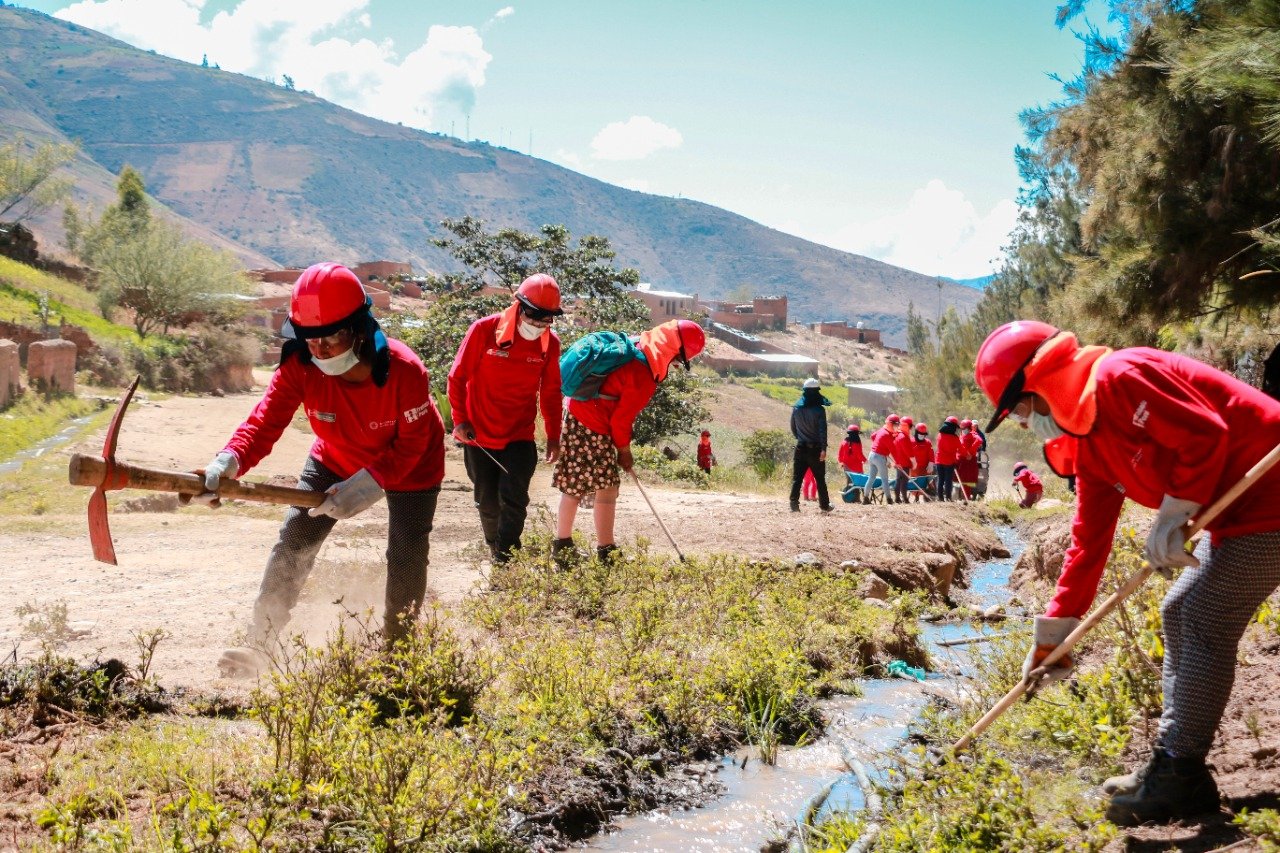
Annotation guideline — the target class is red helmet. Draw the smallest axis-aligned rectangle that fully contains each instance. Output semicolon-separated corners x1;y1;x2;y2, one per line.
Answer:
886;413;901;424
901;416;914;427
960;418;973;430
915;423;928;434
945;415;960;426
676;319;705;362
286;262;369;338
700;429;711;437
515;273;564;316
975;320;1059;432
1013;461;1028;474
846;423;860;432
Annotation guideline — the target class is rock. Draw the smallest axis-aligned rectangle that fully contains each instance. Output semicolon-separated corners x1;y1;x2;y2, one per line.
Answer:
210;387;225;398
855;572;890;601
863;597;891;609
1253;746;1277;761
920;552;958;597
793;552;821;567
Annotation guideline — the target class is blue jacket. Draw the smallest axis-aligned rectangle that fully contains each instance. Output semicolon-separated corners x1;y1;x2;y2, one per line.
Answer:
791;388;829;447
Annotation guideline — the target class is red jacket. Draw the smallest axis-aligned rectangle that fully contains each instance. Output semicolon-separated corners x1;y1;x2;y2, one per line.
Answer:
447;313;562;450
838;439;865;473
935;432;962;465
869;426;896;456
567;359;657;448
1044;348;1280;619
910;437;934;475
224;338;445;491
891;431;914;468
1014;468;1043;492
960;432;983;460
697;439;714;469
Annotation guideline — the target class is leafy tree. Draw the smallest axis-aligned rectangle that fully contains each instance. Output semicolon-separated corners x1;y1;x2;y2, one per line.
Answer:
0;137;77;224
282;74;295;90
400;216;707;444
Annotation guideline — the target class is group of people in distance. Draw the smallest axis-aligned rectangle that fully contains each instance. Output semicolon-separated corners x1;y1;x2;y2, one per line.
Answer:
789;380;990;509
194;263;705;677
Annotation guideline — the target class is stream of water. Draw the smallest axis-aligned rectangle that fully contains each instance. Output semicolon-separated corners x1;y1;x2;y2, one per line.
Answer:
585;525;1026;852
0;415;95;476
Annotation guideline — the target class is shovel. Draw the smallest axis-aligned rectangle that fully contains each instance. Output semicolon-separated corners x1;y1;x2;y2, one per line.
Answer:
68;376;322;565
953;439;1280;753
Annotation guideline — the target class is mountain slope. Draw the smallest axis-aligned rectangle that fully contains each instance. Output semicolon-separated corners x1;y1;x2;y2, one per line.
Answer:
0;6;981;342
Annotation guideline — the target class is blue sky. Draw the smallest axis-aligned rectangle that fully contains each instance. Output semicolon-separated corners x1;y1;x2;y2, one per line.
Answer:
14;0;1107;278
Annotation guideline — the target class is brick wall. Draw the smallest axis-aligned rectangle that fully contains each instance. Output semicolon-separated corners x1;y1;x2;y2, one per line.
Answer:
815;322;882;345
352;261;412;281
27;339;77;394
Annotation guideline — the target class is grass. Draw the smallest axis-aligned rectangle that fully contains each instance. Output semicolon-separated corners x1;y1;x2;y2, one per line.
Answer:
0;401;113;516
0;261;159;354
743;377;870;431
0;391;106;464
13;540;928;850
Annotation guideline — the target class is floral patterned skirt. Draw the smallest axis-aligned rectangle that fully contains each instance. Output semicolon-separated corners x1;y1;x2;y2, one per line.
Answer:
552;413;620;498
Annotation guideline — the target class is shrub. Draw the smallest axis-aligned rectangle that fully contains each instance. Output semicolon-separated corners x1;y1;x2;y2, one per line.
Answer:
741;428;792;478
631;444;709;487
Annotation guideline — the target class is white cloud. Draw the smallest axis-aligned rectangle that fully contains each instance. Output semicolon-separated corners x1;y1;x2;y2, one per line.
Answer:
52;0;491;131
827;179;1018;278
488;6;514;24
590;116;683;161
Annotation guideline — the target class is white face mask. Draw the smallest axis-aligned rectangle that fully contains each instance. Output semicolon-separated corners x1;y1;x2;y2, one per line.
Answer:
518;320;546;341
312;346;360;376
1030;411;1065;441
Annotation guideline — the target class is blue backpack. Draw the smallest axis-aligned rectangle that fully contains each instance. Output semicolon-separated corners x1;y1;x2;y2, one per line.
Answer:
560;331;649;401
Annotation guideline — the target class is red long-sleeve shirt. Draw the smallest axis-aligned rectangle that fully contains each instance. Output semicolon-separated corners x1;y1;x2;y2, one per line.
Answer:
838;439;865;473
891;431;914;468
1044;348;1280;619
960;432;983;460
447;313;563;450
935;432;961;465
910;438;934;475
1014;468;1043;492
566;359;657;448
697;440;714;469
869;426;896;456
223;338;445;491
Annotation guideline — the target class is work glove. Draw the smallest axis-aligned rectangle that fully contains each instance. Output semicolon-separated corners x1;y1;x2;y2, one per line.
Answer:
451;422;477;444
1023;615;1081;689
308;468;385;520
187;451;238;507
1144;495;1202;571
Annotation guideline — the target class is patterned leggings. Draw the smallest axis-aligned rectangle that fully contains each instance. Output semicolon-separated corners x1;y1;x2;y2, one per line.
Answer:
1158;529;1280;757
252;457;439;646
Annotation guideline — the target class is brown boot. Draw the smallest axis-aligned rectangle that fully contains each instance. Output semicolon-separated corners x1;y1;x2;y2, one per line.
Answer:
1105;748;1219;826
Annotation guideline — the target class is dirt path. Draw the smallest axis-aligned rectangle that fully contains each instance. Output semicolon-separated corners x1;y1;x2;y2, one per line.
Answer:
0;377;999;691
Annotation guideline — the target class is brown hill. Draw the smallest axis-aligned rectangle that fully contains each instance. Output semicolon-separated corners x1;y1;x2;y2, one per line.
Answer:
0;6;981;343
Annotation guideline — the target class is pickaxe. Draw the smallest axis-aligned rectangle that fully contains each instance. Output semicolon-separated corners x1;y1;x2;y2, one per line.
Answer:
68;376;323;565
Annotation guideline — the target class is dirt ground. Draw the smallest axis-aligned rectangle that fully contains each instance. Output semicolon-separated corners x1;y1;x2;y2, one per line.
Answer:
0;373;1002;692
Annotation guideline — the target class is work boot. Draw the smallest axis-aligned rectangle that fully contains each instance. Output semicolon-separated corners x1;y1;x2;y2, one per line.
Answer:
820;505;833;514
218;646;269;680
1104;748;1219;826
1102;750;1159;797
551;536;576;570
790;503;800;513
597;543;619;563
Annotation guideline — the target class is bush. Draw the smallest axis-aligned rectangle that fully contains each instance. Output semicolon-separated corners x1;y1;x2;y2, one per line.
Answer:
80;325;257;393
631;444;709;487
741;428;792;478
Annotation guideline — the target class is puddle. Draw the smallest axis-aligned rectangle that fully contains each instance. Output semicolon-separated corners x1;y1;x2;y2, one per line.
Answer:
0;416;95;476
586;525;1027;852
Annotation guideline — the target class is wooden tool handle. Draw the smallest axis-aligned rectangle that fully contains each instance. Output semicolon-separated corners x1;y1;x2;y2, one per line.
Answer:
69;453;325;508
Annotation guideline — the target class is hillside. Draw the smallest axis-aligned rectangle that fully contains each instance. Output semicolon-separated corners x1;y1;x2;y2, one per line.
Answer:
0;6;980;344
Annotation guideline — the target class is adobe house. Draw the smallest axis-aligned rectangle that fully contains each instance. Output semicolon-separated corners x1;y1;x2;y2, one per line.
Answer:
815;320;882;345
351;261;412;282
703;295;788;331
845;381;900;416
630;283;699;324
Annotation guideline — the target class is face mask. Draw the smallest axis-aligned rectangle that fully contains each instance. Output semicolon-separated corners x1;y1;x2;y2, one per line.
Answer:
518;320;545;341
1030;410;1065;441
312;346;360;376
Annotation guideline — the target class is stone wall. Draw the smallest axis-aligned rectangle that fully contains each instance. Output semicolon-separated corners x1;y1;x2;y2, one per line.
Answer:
27;339;77;394
0;339;20;409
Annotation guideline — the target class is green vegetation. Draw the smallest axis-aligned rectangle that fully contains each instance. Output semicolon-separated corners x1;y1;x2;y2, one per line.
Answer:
743;378;868;431
1236;808;1280;851
810;530;1167;851
0;137;76;224
18;543;924;850
631;444;710;487
0;390;103;463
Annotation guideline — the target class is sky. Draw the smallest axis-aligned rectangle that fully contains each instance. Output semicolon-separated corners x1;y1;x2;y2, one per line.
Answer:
12;0;1108;280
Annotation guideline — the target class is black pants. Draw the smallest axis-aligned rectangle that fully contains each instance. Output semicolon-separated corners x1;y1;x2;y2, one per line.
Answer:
936;464;956;501
789;444;830;509
254;457;439;646
463;441;539;561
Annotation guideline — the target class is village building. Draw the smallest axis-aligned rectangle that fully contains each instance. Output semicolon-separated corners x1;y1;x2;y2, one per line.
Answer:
814;320;882;345
629;283;699;324
845;381;901;416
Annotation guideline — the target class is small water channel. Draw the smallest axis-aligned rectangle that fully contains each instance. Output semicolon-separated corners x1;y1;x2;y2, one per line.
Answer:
0;415;95;476
585;526;1026;852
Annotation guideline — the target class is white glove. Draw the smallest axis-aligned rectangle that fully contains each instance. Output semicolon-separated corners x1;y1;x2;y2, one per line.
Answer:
308;468;385;520
1023;615;1081;687
1144;495;1202;570
189;451;238;507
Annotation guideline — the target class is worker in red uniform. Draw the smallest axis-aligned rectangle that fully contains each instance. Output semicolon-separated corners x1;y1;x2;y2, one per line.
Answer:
448;274;563;564
1011;461;1043;508
891;416;915;503
552;319;705;562
865;414;899;503
975;320;1280;826
197;263;445;676
956;418;982;500
910;422;934;502
838;423;866;503
934;416;962;501
696;430;716;475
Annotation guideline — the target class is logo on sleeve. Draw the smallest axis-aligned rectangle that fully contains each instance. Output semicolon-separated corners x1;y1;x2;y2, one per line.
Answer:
1132;400;1150;429
403;400;433;423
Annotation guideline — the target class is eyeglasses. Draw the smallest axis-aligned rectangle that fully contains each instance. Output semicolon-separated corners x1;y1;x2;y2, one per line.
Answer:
521;306;558;324
308;329;353;349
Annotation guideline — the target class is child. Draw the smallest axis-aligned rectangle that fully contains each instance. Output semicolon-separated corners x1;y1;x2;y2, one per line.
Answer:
838;423;866;503
696;429;716;475
1012;461;1043;508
